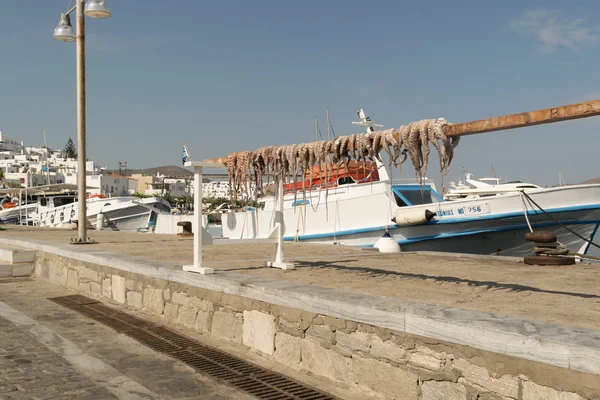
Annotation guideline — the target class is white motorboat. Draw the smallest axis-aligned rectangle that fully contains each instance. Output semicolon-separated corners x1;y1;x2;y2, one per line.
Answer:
0;184;79;225
443;173;542;201
31;194;171;231
221;113;600;257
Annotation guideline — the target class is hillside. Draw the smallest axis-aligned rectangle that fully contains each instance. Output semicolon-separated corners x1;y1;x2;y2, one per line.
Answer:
580;177;600;184
113;165;193;177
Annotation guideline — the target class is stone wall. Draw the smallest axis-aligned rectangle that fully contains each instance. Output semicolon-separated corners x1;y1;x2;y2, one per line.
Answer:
35;252;600;400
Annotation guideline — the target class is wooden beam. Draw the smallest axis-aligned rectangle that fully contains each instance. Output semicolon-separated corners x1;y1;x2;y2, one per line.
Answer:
444;99;600;137
199;157;227;165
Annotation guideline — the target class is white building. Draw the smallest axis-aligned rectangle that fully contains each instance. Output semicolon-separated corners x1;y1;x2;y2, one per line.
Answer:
0;131;137;196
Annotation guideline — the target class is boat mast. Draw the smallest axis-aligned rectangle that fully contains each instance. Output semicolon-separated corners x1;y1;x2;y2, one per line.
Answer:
326;108;331;141
315;118;319;141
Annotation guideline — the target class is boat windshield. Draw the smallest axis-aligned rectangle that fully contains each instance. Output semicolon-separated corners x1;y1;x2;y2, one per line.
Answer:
392;185;442;207
54;197;76;207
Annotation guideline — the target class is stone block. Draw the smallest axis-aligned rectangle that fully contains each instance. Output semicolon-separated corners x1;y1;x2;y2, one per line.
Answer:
300;338;351;383
102;277;112;298
243;310;275;355
111;275;126;304
211;311;243;344
351;355;419;399
163;288;170;301
171;291;189;306
370;335;407;362
78;282;91;293
194;310;212;333
421;381;467;400
90;282;101;295
455;359;518;399
0;264;11;277
274;333;302;366
172;291;213;311
189;296;214;312
143;287;164;315
336;330;371;352
127;291;143;310
67;270;79;289
56;268;68;286
48;264;59;283
409;352;444;371
12;263;34;277
306;325;334;343
164;303;179;323
522;381;584;400
177;307;198;328
78;267;99;282
277;317;303;337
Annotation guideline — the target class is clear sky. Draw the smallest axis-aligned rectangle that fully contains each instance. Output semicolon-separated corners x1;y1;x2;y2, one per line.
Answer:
1;1;599;186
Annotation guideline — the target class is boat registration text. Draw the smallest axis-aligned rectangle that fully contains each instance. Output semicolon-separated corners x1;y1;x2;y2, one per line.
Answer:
436;203;491;218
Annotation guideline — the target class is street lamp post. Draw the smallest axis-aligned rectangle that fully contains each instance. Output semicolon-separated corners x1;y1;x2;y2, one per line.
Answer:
53;0;111;243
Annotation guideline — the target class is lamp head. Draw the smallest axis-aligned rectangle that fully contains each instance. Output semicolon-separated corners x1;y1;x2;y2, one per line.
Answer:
84;0;111;18
53;13;76;42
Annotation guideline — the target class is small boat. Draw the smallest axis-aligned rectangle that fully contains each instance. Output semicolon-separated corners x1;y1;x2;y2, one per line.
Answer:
0;184;79;225
31;194;171;231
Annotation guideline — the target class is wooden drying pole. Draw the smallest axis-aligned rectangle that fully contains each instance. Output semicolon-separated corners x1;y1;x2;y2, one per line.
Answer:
444;99;600;137
184;99;600;275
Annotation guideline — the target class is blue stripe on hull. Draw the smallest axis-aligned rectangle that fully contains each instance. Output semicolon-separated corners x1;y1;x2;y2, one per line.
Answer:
284;204;600;242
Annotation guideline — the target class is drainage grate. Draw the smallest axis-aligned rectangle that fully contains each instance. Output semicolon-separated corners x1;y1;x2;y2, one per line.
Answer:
0;277;32;284
50;294;336;400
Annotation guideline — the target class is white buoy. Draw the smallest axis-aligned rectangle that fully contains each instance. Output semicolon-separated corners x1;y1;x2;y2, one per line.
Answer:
374;231;401;253
96;213;105;230
392;209;436;227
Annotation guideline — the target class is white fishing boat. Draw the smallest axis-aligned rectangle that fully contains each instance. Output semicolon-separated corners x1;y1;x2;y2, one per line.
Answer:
221;112;600;257
31;194;171;231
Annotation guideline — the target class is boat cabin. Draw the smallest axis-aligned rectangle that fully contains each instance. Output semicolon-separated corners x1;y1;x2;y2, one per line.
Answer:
391;184;443;207
283;161;380;193
37;195;77;213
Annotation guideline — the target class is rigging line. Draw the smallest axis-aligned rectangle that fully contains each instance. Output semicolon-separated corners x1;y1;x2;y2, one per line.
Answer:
521;191;600;250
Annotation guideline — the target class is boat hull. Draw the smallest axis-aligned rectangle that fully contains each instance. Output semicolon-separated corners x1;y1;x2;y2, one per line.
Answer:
34;197;170;232
0;203;38;224
222;182;600;257
294;209;600;257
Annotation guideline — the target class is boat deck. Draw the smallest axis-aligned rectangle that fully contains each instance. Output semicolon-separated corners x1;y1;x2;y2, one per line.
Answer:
2;225;599;331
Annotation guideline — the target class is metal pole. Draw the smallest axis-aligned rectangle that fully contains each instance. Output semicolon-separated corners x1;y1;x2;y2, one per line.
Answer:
76;0;87;242
275;178;284;264
194;166;202;268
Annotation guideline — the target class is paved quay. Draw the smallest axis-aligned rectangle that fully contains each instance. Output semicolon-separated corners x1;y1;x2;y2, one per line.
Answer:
3;225;600;331
0;278;255;400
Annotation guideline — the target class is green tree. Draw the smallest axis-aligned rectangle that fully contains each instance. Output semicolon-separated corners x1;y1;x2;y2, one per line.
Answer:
63;138;77;159
0;170;4;181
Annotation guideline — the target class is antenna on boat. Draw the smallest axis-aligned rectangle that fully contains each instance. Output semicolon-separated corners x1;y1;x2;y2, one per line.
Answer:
352;108;384;133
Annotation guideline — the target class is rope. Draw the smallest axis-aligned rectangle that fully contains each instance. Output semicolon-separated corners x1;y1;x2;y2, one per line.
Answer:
294;203;302;242
519;190;600;263
521;191;600;250
519;192;534;233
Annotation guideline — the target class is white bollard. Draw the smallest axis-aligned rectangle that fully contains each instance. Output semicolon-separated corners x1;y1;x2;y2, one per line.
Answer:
96;212;105;230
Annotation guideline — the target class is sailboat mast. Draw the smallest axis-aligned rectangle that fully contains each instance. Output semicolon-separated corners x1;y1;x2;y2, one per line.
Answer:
315;118;319;141
326;108;331;141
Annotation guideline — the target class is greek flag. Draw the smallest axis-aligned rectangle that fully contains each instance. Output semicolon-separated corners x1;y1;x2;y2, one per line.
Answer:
182;142;192;165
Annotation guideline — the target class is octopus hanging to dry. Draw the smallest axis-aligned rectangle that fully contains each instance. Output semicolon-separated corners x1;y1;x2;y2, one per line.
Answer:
225;117;459;205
